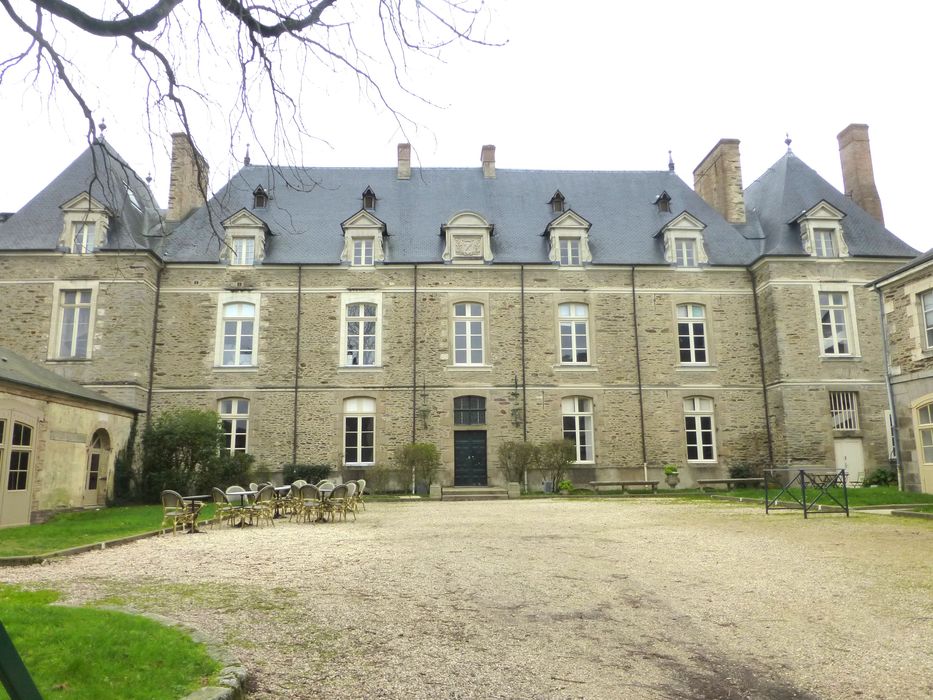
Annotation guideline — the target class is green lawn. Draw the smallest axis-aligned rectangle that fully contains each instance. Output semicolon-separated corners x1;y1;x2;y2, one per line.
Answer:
727;486;933;507
0;586;218;700
0;504;216;558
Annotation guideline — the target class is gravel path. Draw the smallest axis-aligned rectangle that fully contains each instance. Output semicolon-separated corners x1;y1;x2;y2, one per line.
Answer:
2;499;931;699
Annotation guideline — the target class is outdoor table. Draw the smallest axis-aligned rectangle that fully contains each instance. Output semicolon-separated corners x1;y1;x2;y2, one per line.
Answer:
316;486;334;522
182;494;209;533
225;490;258;527
272;485;291;518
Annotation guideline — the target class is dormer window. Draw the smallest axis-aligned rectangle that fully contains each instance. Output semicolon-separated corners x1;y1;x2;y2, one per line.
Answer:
73;222;96;254
253;187;268;209
654;191;672;213
546;210;592;267
795;201;848;259
341;209;386;267
442;212;494;264
59;192;111;255
232;236;256;266
549;191;566;214
353;238;374;265
362;187;377;211
222;209;269;266
658;212;709;268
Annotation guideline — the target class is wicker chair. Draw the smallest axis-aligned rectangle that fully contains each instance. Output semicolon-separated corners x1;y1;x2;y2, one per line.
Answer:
161;490;195;535
248;485;277;526
354;478;367;511
297;483;322;523
325;484;352;522
210;487;236;529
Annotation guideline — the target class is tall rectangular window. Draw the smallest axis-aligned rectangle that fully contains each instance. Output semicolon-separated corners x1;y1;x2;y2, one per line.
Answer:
72;222;96;253
558;303;589;364
922;290;933;350
918;403;933;465
219;398;249;453
232;237;255;266
453;303;484;365
813;229;837;257
344;397;375;466
829;392;859;430
346;302;377;366
222;302;256;366
818;291;852;355
58;289;92;358
7;422;32;491
674;238;696;267
677;304;707;364
562;396;594;462
353;238;374;266
684;397;716;462
559;238;581;266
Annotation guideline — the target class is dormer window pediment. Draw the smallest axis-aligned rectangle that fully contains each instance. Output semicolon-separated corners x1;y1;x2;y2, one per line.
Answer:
658;211;709;268
253;186;269;209
222;209;269;266
549;190;566;214
794;200;849;258
546;209;592;267
654;190;672;213
341;209;386;266
442;211;493;264
59;192;112;254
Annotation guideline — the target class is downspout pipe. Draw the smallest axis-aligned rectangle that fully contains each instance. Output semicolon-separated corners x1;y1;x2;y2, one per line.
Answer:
144;262;164;428
748;268;775;468
292;265;303;466
630;266;648;481
875;288;905;490
412;263;418;444
520;264;528;491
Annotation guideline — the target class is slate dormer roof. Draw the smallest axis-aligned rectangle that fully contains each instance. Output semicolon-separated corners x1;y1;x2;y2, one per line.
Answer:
743;152;917;259
165;167;760;265
0;142;162;252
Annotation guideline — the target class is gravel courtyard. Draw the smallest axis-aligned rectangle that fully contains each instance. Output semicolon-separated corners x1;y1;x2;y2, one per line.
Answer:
2;499;931;699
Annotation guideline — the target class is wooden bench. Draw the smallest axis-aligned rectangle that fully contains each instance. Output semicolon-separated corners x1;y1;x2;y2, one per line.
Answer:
696;477;765;491
589;480;660;494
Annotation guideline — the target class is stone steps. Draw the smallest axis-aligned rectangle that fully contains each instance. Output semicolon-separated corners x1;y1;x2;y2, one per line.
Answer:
442;486;510;501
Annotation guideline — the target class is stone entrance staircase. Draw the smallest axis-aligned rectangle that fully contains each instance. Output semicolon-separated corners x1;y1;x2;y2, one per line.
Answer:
441;486;510;501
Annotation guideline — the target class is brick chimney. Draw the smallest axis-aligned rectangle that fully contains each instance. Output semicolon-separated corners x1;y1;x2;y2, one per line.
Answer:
837;124;884;225
693;139;746;224
397;143;411;180
167;132;208;222
481;145;496;179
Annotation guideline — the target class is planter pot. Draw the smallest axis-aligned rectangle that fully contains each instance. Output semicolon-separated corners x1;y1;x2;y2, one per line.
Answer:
542;480;554;494
558;489;571;496
665;474;680;488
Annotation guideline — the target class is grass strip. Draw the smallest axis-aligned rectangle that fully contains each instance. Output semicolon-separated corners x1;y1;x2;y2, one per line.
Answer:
727;485;933;507
0;585;218;700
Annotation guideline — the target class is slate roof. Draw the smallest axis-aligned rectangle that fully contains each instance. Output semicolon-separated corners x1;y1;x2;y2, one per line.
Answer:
743;152;918;259
0;346;139;412
0;141;162;252
165;166;763;265
870;246;933;288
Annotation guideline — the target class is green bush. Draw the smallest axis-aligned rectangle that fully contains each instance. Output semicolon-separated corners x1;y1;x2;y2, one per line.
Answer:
538;439;575;489
728;462;757;479
395;442;442;486
365;464;405;494
663;464;679;476
112;417;138;502
862;467;897;487
282;463;333;484
498;441;538;484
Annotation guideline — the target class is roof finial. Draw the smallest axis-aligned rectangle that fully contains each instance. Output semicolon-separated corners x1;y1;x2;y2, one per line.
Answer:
668;150;675;172
98;119;107;140
785;132;793;154
145;172;153;185
244;144;251;167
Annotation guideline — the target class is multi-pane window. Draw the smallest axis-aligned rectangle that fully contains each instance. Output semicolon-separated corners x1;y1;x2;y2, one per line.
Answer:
814;229;836;257
562;396;594;462
677;304;707;364
818;292;852;355
346;303;377;366
344;397;375;465
232;237;255;266
86;432;105;491
559;238;581;266
684;397;716;462
922;290;933;349
58;289;92;358
674;238;696;267
918;403;933;465
353;238;374;266
72;222;96;253
222;302;256;366
219;398;249;453
558;303;589;364
7;422;32;491
454;396;486;425
829;392;860;430
453;303;484;365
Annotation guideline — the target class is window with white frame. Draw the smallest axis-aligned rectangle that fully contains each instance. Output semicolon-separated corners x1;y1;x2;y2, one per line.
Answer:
829;392;859;430
818;291;853;356
674;238;697;267
58;289;93;358
219;398;249;453
676;304;707;364
684;396;716;462
917;402;933;465
345;302;377;366
813;229;837;258
7;421;33;491
453;303;485;365
221;302;256;366
558;303;589;364
72;222;96;254
231;236;256;266
353;238;374;266
922;290;933;350
559;238;581;266
344;397;375;466
562;396;594;462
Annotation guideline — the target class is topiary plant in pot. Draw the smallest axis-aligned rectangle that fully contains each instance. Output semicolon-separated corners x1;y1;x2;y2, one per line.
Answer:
663;464;680;488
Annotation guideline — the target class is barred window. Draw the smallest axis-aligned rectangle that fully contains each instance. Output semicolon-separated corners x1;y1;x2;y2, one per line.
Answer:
829;392;859;431
454;396;486;425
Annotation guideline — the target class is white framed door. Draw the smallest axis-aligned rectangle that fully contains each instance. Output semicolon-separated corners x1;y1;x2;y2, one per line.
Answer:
834;438;865;485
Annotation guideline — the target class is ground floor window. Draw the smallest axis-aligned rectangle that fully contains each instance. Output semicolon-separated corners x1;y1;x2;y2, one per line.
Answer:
918;403;933;465
562;396;594;462
7;421;33;490
219;398;249;453
344;397;375;466
684;396;716;462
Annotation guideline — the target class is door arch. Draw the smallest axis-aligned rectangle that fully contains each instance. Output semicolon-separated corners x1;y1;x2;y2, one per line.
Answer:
84;429;111;506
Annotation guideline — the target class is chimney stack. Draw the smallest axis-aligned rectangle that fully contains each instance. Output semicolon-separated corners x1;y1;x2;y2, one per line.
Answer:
837;124;884;225
692;139;746;224
167;132;208;222
397;143;411;180
481;145;496;179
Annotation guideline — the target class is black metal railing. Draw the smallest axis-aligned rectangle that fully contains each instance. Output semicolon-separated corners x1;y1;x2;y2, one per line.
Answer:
0;621;42;699
764;468;849;518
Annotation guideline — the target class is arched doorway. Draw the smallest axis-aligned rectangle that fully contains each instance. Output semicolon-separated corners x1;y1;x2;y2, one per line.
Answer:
84;429;110;506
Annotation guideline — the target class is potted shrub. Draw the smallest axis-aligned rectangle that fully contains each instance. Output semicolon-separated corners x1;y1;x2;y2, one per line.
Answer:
663;464;680;488
557;479;574;495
